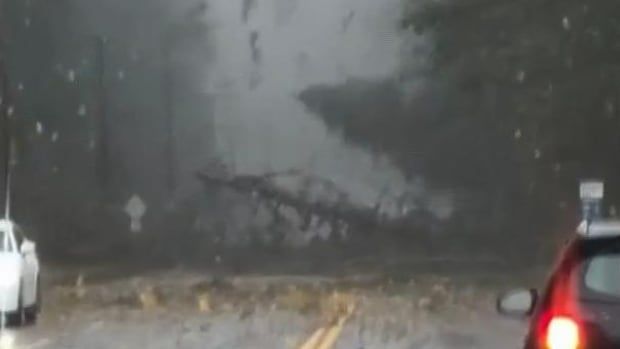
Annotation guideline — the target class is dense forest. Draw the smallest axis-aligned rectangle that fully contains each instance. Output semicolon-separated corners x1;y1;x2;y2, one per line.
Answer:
301;0;620;241
0;0;212;258
2;0;620;260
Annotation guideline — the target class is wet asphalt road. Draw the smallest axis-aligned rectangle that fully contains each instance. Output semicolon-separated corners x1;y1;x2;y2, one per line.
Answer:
5;309;524;349
0;268;527;349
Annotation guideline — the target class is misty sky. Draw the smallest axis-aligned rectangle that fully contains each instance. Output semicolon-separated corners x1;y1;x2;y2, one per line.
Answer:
204;0;443;211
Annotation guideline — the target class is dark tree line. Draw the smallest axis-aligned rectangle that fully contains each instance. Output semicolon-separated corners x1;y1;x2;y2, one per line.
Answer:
0;0;213;258
300;0;620;240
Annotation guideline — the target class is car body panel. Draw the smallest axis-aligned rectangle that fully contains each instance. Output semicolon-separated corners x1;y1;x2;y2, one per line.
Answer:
579;302;620;347
0;219;39;313
20;240;39;307
0;253;23;312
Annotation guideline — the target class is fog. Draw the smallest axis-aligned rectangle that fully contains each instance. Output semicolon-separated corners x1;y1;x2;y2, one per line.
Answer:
0;0;473;255
207;0;429;208
2;0;605;258
5;0;615;347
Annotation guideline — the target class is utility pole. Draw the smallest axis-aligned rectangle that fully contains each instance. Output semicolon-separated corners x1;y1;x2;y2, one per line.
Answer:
0;2;13;218
94;36;110;198
162;38;176;196
0;56;10;218
160;3;208;198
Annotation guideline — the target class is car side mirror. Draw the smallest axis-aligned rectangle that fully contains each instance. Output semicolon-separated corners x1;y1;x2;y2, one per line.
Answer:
20;240;35;254
497;288;538;318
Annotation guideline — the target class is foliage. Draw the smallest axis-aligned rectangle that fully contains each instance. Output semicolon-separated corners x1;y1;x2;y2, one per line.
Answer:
0;0;213;256
301;0;620;234
404;0;620;199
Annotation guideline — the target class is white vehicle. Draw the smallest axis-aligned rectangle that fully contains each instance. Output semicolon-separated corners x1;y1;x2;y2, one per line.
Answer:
0;219;40;324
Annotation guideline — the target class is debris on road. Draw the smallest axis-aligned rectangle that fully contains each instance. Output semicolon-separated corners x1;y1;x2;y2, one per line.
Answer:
33;268;527;349
197;292;211;313
75;274;86;300
138;286;161;310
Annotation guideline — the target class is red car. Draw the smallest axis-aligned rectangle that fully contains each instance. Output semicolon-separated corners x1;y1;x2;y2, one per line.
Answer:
497;220;620;348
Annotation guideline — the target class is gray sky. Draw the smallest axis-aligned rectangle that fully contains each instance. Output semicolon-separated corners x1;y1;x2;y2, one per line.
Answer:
205;0;430;208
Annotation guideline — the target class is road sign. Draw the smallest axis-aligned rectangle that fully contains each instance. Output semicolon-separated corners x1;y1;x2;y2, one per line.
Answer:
580;180;604;200
580;180;604;222
124;195;147;233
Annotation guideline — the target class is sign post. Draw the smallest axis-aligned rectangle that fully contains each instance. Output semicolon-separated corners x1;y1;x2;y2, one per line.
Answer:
124;194;147;233
580;180;604;225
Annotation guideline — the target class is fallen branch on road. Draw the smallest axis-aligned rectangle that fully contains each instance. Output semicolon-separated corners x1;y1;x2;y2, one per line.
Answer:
196;170;383;238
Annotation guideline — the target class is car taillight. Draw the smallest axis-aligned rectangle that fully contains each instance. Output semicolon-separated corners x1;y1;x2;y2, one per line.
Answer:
545;316;580;349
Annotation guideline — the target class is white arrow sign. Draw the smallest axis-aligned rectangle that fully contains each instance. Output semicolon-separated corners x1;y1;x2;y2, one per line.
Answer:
124;195;147;233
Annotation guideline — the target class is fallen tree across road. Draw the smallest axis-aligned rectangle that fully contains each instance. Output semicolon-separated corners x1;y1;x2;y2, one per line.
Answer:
196;167;442;243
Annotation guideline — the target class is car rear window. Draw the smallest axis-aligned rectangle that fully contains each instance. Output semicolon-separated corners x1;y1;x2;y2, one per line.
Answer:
580;237;620;301
584;254;620;297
